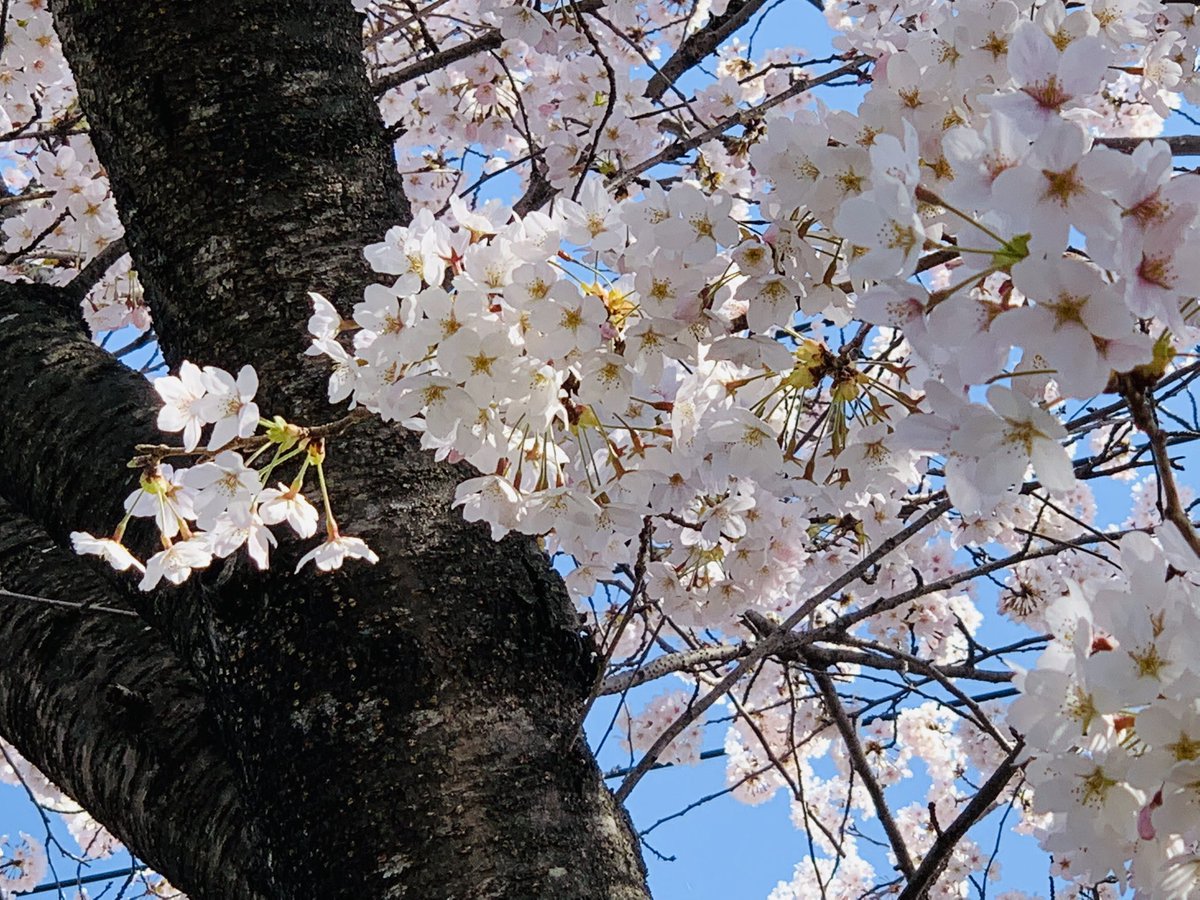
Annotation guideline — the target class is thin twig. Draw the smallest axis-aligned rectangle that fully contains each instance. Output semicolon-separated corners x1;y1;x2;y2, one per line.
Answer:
1124;382;1200;558
128;407;371;468
0;587;138;618
614;500;949;802
613;56;870;189
1096;134;1200;155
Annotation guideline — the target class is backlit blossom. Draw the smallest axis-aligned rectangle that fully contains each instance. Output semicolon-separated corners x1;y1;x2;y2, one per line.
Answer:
294;533;380;573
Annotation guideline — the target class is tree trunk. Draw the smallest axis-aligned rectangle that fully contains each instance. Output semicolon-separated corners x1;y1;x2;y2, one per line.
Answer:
0;1;650;897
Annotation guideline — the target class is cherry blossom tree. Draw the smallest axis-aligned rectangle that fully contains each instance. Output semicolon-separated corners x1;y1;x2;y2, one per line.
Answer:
4;0;1200;897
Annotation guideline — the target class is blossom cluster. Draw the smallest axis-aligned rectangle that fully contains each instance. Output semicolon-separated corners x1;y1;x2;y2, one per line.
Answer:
0;831;45;898
71;361;377;589
0;1;141;335
1008;530;1200;896
303;0;1200;892
370;1;812;209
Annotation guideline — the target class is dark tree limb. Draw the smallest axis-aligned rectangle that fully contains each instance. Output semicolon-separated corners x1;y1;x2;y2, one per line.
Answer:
373;27;504;95
812;668;916;879
646;0;774;101
897;741;1024;900
0;282;158;546
0;499;270;900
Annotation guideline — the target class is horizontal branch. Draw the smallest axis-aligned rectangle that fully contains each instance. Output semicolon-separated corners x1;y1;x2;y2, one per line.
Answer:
1096;134;1200;155
598;640;1012;695
372;0;606;96
373;29;503;94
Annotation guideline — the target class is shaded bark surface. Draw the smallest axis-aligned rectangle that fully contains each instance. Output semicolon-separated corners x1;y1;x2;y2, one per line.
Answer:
0;500;269;900
0;1;653;897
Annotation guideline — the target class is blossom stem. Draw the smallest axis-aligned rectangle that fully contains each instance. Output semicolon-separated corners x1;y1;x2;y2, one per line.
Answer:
917;187;1006;244
314;452;338;538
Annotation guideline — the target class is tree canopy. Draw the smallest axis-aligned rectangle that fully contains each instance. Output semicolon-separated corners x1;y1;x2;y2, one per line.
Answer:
2;0;1200;897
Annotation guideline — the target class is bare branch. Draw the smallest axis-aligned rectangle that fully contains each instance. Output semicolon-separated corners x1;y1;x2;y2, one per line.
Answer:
813;667;916;878
1096;134;1200;155
645;0;774;101
372;0;606;95
1123;379;1200;558
897;741;1024;900
614;56;871;189
614;499;950;802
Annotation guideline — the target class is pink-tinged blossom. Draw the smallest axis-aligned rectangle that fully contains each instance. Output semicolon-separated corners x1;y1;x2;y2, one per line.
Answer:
988;23;1110;134
198;364;259;450
182;450;262;530
453;475;524;540
1085;140;1200;270
834;179;925;278
624;690;704;766
124;465;196;540
990;117;1119;254
995;258;1152;397
941;116;1028;210
207;505;276;570
1120;209;1200;331
0;832;47;894
305;290;341;344
958;385;1075;496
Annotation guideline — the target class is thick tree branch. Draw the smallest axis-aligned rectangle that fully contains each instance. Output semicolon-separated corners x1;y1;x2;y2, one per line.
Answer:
65;236;128;305
0;282;158;544
645;0;773;101
51;0;410;410
0;500;269;900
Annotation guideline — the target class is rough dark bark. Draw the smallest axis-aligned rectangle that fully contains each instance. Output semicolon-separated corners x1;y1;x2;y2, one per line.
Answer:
0;1;653;897
0;500;270;900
